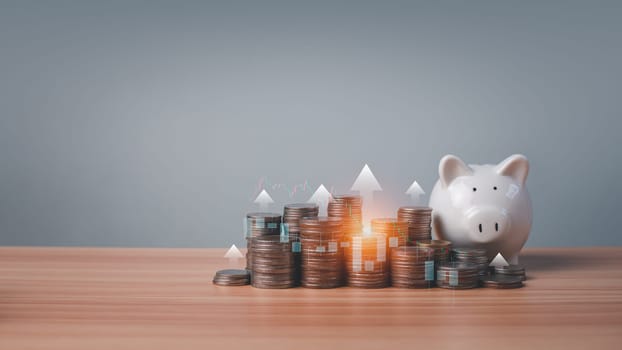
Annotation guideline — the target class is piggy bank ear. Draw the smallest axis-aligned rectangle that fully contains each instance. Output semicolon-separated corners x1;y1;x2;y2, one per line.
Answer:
496;154;529;185
439;155;472;188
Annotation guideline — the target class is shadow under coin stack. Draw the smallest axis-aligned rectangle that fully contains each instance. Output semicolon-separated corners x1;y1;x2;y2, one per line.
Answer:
299;217;344;288
390;246;435;288
436;262;480;289
451;248;489;279
250;236;295;289
346;233;389;288
245;213;282;271
283;203;319;285
397;206;433;245
328;195;363;237
416;239;452;283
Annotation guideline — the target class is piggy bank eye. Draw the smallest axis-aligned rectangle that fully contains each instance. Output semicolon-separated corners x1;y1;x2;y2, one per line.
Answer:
472;187;477;192
493;186;498;190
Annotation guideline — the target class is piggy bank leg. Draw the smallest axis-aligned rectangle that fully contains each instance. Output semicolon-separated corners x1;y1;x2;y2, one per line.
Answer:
508;254;519;265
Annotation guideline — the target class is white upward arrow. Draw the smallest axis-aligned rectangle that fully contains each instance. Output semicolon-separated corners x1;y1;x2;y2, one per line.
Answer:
224;244;244;259
405;180;425;204
350;164;382;205
490;253;509;267
224;244;244;268
308;184;332;216
253;189;274;210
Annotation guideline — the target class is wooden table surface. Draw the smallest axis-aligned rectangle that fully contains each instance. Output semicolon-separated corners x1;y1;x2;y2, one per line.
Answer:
0;247;621;350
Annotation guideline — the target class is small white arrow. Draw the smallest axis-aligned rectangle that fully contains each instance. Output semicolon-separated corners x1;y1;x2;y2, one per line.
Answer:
405;180;425;204
253;189;274;210
350;164;382;204
224;244;244;259
490;253;509;267
308;184;332;216
224;244;244;268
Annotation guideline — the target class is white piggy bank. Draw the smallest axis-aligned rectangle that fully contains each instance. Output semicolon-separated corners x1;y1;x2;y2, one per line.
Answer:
429;154;532;264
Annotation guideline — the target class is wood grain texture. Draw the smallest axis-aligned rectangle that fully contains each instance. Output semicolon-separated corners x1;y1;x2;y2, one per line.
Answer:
0;247;621;350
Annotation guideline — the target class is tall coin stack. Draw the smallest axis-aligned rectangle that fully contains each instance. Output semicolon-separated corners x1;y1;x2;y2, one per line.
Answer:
390;246;435;288
436;262;480;289
283;203;319;285
299;217;344;288
346;233;389;288
451;248;489;278
397;206;433;245
245;213;282;271
328;195;363;236
250;236;295;289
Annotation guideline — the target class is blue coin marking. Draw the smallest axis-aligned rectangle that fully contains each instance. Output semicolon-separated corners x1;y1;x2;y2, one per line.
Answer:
292;242;301;253
449;270;459;286
425;260;435;281
280;223;289;243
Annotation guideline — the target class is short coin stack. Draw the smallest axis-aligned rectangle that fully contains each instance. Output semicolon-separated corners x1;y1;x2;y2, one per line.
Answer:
213;269;251;286
371;218;409;251
299;217;344;288
416;240;452;266
346;233;389;288
436;262;480;289
390;246;435;288
452;248;489;278
397;206;433;245
283;203;319;285
482;275;524;289
328;195;363;236
494;264;527;281
250;236;295;289
245;213;282;271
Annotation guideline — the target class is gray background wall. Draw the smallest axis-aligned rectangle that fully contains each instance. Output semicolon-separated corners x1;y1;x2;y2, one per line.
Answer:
0;0;620;248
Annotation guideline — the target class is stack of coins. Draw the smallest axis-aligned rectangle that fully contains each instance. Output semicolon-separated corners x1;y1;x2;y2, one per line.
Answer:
346;233;389;288
481;275;524;289
328;195;363;236
283;203;319;234
213;269;251;286
397;206;433;245
283;203;319;285
494;264;527;281
245;213;282;271
452;248;489;278
371;218;409;251
436;262;480;289
299;217;344;288
390;246;435;288
416;240;452;266
250;236;295;289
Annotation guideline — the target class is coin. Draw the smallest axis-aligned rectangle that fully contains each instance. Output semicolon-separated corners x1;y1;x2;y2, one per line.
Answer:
494;264;527;281
397;206;433;245
436;262;480;289
451;247;489;278
390;246;435;288
481;275;524;289
250;235;296;289
345;233;389;288
416;240;452;269
213;269;251;286
245;212;282;271
328;195;363;236
300;216;345;288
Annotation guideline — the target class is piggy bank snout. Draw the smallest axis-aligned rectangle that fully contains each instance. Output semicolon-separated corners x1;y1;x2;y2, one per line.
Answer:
464;206;510;243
